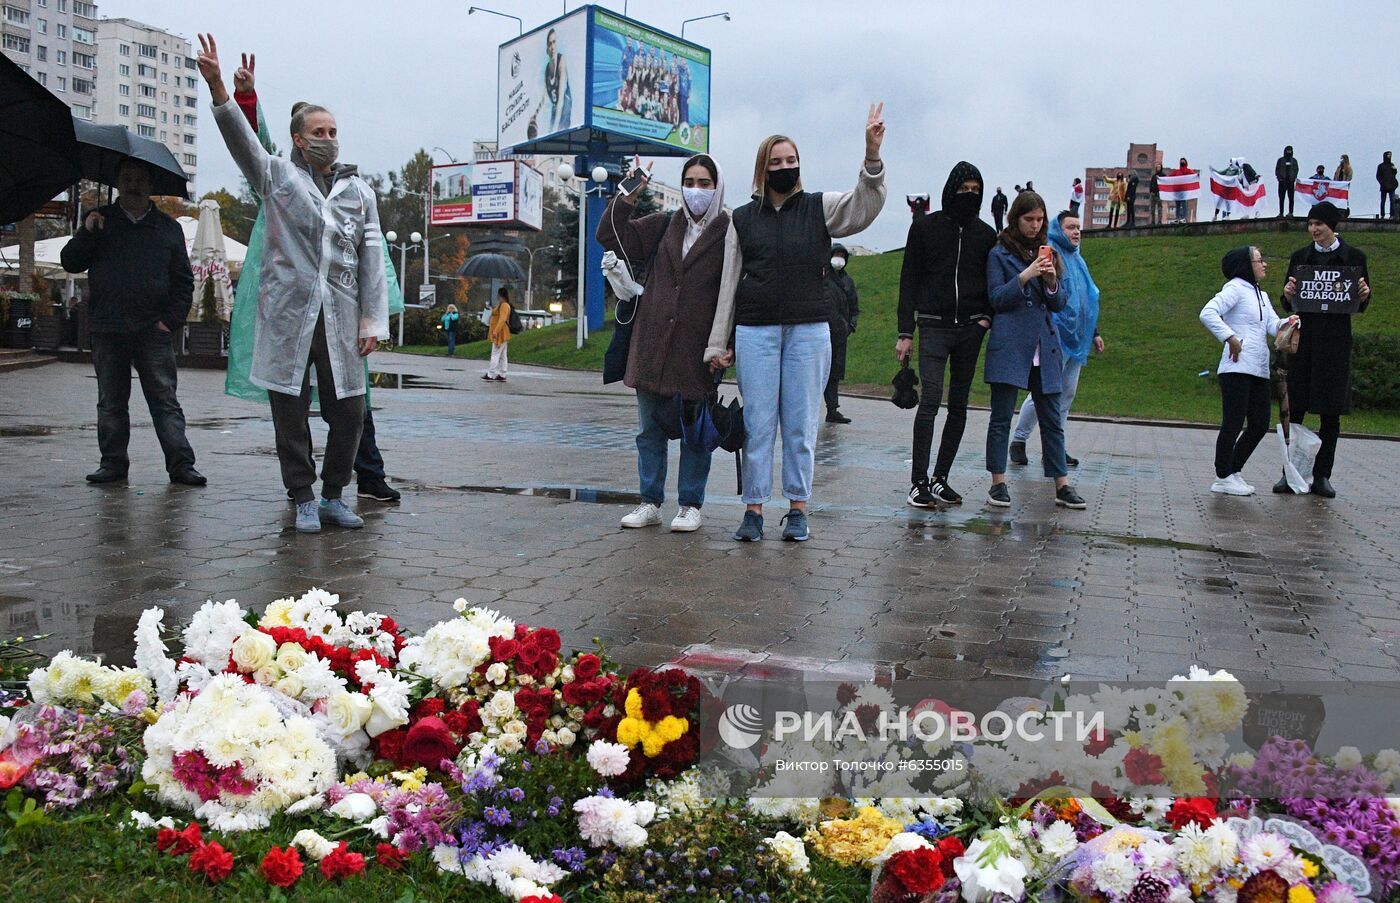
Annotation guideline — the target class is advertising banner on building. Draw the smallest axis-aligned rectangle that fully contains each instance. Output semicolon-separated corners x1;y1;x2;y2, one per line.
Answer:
588;9;711;153
517;162;544;231
430;163;474;227
433;161;543;231
497;8;588;152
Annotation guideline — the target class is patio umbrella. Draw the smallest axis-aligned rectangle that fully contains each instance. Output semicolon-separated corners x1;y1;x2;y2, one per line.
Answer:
457;252;526;281
189;199;234;321
0;54;80;224
72;118;190;199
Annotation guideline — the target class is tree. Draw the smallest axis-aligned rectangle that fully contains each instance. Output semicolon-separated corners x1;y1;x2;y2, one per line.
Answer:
200;188;257;246
548;188;579;313
633;184;661;218
375;150;435;305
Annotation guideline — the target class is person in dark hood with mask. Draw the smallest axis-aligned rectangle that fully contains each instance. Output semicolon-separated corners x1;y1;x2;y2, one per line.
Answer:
823;244;859;423
896;161;998;507
991;186;1009;233
1276;146;1299;217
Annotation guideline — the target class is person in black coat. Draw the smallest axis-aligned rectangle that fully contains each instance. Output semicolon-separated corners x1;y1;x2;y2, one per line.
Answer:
991;187;1009;233
1125;172;1140;226
60;159;204;487
1378;151;1397;220
823;243;859;423
1276;146;1299;217
1274;201;1371;498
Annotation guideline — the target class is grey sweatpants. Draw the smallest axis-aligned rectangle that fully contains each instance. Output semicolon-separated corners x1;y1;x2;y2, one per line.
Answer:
268;314;365;503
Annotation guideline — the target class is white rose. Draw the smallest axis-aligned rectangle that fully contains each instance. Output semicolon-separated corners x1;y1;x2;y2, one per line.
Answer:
517;674;535;687
274;673;305;699
452;598;468;613
251;664;281;686
560;666;575;683
1335;746;1363;770
364;696;408;738
767;831;811;874
276;643;309;672
556;727;576;747
485;662;508;685
496;732;522;754
328;691;373;734
367;815;391;839
503;719;528;736
486;690;516;721
328;792;378;822
230;630;277;673
291;829;337;861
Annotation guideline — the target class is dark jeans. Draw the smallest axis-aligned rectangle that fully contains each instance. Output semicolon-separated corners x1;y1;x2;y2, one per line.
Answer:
1150;195;1162;223
446;332;457;355
90;328;196;475
1382;190;1396;219
1126;196;1138;226
823;376;842;413
268;314;365;503
1216;373;1271;478
354;405;385;482
912;322;986;483
1290;410;1342;479
1279;181;1295;217
1069;201;1080;217
987;367;1066;478
993;212;1004;233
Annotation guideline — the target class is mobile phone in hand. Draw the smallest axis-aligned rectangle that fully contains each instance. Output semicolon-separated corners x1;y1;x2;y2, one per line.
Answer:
618;171;646;197
1038;246;1053;264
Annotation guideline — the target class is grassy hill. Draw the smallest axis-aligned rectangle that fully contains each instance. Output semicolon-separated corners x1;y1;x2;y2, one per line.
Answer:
403;229;1400;434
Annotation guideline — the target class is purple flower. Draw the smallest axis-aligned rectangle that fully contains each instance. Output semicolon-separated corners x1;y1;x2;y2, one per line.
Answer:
505;786;525;802
552;846;587;872
484;806;512;827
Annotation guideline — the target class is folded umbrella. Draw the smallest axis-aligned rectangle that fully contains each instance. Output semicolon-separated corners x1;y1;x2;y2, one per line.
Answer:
0;54;80;224
72;118;190;199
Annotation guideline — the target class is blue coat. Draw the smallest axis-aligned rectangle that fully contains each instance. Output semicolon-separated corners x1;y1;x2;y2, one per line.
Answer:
983;244;1067;393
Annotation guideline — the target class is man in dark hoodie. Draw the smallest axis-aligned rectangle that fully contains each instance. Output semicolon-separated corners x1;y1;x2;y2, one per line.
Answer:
1276;146;1299;217
990;187;1009;232
896;162;997;507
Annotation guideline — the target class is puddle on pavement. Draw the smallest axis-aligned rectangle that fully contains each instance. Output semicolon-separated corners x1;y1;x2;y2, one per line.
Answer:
368;372;453;390
442;484;640;505
905;512;1262;559
187;416;263;430
0;425;56;437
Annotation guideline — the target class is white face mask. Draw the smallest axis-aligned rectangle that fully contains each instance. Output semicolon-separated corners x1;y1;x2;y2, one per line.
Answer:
830;256;846;270
683;186;715;217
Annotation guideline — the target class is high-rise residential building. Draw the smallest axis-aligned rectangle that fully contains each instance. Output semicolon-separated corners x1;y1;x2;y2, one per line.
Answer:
2;0;102;121
1085;142;1197;228
93;17;198;190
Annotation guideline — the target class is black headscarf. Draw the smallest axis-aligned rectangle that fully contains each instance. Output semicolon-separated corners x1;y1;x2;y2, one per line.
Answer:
941;161;983;223
1221;246;1257;285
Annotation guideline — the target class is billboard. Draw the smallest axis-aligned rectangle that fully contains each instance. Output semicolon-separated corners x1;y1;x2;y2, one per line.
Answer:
431;161;544;231
431;163;474;226
497;8;589;152
588;9;710;153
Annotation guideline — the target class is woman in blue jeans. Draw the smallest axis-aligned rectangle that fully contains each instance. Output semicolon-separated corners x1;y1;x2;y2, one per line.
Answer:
706;104;888;542
984;191;1087;510
441;303;459;356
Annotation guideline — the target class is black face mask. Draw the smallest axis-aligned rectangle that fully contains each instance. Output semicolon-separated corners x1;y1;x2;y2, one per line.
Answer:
767;166;800;196
947;191;980;222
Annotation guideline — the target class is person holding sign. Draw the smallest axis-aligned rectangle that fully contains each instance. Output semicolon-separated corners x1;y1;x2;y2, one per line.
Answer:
1274;201;1371;498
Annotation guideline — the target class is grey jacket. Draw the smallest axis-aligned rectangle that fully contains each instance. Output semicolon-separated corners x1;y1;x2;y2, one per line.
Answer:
212;99;388;399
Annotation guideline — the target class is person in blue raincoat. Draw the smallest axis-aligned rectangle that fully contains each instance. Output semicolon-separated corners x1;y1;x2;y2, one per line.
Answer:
1009;209;1104;469
199;35;389;533
220;54;404;505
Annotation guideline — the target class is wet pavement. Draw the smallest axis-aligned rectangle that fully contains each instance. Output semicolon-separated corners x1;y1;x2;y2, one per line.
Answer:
2;352;1399;686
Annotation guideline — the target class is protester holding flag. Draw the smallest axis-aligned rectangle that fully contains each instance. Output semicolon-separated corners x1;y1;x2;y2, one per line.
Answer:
1377;151;1397;220
1106;172;1126;229
1274;201;1371;499
1199;247;1295;495
1169;157;1196;222
1069;178;1084;216
1149;164;1164;224
1275;146;1299;217
1296;167;1350;213
1211;158;1265;221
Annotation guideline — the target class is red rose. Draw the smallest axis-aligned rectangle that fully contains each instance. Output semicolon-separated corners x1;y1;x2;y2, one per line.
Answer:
583;704;609;731
1124;747;1166;786
261;845;303;888
573;654;602;680
375;843;408;870
563;678;608;707
155;827;178;852
457;699;483;736
189;841;234;883
532;628;561;653
489;636;520;662
935;837;965;877
402;716;460;771
171;822;204;855
413;698;446;719
888;847;946;895
319;842;366;881
1166;797;1218;830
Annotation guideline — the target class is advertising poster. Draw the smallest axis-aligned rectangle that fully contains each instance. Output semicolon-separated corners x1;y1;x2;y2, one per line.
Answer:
517;163;544;231
498;9;588;151
472;161;517;222
430;163;474;226
588;10;711;153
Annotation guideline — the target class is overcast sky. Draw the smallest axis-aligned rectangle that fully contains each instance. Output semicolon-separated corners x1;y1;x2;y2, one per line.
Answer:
115;0;1400;251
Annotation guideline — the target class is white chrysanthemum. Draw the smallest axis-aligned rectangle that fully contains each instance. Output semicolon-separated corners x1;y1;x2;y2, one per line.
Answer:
181;599;249;667
134;607;180;702
1040;819;1079;858
1201;821;1239;868
1240;832;1290;870
259;597;297;627
1092;851;1139;897
295;653;346;702
1335;746;1363;770
586;739;631;777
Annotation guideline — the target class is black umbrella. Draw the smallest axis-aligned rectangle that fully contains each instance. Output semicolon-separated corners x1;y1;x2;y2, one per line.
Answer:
457;252;526;281
72;119;190;199
0;53;80;225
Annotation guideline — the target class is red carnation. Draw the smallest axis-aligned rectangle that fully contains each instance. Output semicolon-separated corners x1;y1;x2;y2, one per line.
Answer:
888;846;946;895
373;727;408;765
261;845;304;888
640;688;671;721
1124;747;1166;785
319;842;366;881
413;698;446;719
1166;797;1218;831
582;703;609;730
520;896;564;903
375;843;408;870
1083;726;1113;757
171;822;203;855
573;654;602;680
189;841;234;883
935;836;965;877
402;716;460;771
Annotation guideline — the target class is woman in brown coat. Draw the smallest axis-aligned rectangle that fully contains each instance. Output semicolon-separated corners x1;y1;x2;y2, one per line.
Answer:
598;153;729;533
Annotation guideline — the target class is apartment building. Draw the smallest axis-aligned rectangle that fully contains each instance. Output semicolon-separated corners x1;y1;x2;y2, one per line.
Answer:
93;17;198;189
1;0;101;121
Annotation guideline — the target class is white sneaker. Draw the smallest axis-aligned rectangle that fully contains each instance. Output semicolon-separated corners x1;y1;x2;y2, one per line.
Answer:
1233;473;1256;494
1210;474;1253;496
670;506;703;532
620;502;663;528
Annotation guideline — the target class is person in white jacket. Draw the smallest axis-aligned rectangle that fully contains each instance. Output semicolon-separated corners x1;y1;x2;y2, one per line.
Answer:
1198;246;1297;495
197;35;389;533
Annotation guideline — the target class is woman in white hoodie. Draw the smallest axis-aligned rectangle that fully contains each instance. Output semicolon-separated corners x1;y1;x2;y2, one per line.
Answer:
1199;246;1297;495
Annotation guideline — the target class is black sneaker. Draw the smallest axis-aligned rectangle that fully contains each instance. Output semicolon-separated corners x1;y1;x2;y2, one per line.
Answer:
907;480;936;508
1055;485;1087;509
780;509;810;542
357;477;401;502
930;477;963;505
1009;441;1029;466
733;510;763;542
987;483;1011;508
825;411;852;424
1064;453;1080;468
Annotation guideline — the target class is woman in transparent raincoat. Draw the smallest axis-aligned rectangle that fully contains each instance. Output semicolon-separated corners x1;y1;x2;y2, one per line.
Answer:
198;34;389;532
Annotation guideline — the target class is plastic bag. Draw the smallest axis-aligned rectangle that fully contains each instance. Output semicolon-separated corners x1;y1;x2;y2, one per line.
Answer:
602;251;644;302
1277;422;1322;493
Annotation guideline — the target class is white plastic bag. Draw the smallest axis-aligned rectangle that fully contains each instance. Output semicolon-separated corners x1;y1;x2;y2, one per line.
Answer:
1277;422;1322;493
601;251;644;301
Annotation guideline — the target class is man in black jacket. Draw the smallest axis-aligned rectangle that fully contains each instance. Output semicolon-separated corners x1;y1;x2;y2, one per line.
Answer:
823;243;859;423
1125;172;1140;226
1378;151;1397;220
990;187;1008;233
895;161;997;506
1276;146;1299;217
60;159;204;486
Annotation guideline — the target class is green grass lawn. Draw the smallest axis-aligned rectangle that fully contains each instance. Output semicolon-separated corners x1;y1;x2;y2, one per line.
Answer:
398;229;1400;435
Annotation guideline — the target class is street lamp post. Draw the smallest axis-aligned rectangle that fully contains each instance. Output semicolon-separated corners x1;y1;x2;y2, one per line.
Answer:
524;244;560;310
557;162;611;350
681;11;729;38
466;5;523;34
384;229;422;347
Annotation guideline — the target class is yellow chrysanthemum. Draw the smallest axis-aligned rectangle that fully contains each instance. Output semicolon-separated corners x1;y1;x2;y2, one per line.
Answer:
616;690;690;757
624;688;644;719
1301;859;1320;879
1149;720;1206;795
655;715;688;743
1289;885;1316;903
803;806;903;867
617;718;643;748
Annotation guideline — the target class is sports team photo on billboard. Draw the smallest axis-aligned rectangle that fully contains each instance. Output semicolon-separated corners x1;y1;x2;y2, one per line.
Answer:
588;9;711;153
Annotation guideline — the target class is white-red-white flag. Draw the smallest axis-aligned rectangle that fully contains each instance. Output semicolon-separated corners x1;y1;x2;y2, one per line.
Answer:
1157;171;1199;201
1210;169;1268;208
1295;177;1350;210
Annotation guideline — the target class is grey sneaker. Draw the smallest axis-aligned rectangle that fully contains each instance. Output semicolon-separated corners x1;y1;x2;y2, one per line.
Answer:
733;510;763;542
780;509;810;542
295;500;321;533
319;498;365;529
987;483;1012;508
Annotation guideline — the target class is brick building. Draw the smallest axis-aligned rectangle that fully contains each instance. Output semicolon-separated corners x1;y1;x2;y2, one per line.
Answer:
1085;142;1197;229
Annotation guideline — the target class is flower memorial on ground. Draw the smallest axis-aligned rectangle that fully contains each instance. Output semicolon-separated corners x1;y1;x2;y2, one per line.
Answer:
1;591;1398;902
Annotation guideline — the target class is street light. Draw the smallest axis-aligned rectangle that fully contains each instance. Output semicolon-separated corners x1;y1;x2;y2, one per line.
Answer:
467;5;523;34
432;146;458;163
681;11;729;38
523;244;560;310
557;161;612;349
384;229;422;347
